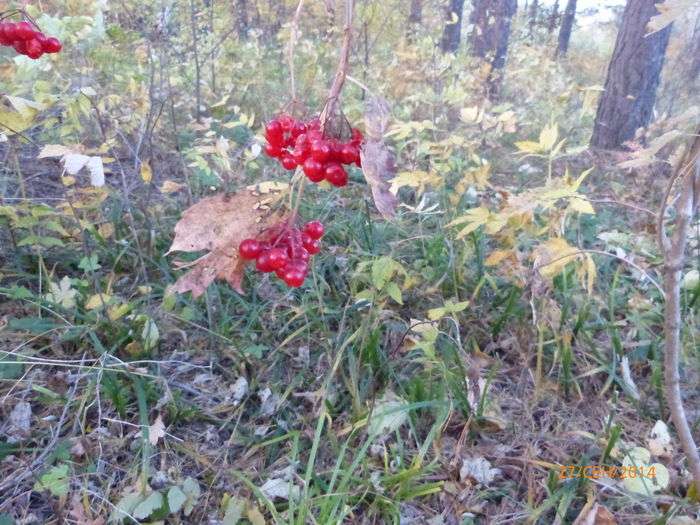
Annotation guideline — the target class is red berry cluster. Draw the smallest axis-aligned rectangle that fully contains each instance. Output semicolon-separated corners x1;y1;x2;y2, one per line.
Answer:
0;20;62;59
239;220;325;288
264;115;363;188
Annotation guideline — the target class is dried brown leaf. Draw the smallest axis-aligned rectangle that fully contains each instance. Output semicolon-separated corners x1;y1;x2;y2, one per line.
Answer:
168;189;287;297
361;141;398;219
360;95;398;219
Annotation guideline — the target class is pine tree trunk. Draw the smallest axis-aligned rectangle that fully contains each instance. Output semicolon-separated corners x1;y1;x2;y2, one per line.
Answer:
547;0;560;34
469;0;518;97
528;0;539;35
590;0;672;150
440;0;466;53
409;0;422;25
236;0;249;37
556;0;576;57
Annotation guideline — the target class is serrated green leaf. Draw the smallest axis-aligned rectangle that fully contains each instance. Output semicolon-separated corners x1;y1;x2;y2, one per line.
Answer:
108;492;144;524
385;282;403;304
132;491;164;520
222;497;245;525
167;486;187;514
34;464;69;497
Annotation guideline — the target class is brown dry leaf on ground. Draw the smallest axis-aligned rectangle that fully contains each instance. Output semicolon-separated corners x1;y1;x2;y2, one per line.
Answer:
361;95;398;219
167;187;287;297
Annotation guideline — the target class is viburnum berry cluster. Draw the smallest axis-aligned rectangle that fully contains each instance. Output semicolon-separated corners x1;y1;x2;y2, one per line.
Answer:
239;220;325;288
0;18;62;59
264;115;363;188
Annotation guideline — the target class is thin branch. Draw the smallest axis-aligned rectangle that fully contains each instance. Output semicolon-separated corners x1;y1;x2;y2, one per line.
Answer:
660;130;700;491
319;0;354;131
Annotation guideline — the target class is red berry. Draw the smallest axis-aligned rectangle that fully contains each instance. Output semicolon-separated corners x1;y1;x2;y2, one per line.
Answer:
265;120;284;146
325;163;348;187
0;24;14;45
268;248;289;270
339;144;358;165
13;40;28;54
304;238;321;255
291;121;307;139
283;269;306;288
25;38;43;59
256;251;275;272
15;22;35;41
43;37;62;54
304;221;324;240
281;155;297;171
265;143;283;158
310;140;331;163
302;158;325;182
292;147;309;164
239;238;262;260
351;128;363;146
1;23;18;44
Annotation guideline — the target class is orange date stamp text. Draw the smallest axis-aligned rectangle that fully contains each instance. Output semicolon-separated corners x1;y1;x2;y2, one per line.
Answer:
558;465;657;480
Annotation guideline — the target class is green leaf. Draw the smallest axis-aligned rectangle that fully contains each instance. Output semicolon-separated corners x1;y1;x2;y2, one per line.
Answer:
368;391;409;439
385;282;403;304
0;352;24;380
78;254;101;272
141;319;160;351
17;235;65;248
108;491;144;524
371;256;395;290
34;464;70;497
181;477;201;516
222;497;245;525
9;317;63;334
132;491;164;520
243;345;266;359
167;486;187;514
427;300;470;321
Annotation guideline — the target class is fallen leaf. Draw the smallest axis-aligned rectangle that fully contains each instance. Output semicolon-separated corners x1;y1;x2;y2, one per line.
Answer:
572;501;617;525
459;456;501;486
167;189;287;297
260;478;300;501
360;96;398;219
368;390;409;439
140;161;153;183
160;180;186;194
648;420;673;459
148;415;166;446
7;401;31;443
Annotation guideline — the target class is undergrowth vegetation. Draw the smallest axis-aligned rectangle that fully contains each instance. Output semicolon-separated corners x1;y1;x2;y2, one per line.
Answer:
0;1;698;524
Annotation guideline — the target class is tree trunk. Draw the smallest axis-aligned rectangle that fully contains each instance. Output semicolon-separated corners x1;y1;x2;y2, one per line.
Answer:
547;0;560;34
555;0;576;57
409;0;422;25
528;0;538;36
469;0;518;97
235;0;249;38
440;0;466;53
590;0;672;150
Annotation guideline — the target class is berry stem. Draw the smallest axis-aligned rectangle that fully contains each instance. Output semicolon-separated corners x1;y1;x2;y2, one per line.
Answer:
319;0;355;133
291;173;307;222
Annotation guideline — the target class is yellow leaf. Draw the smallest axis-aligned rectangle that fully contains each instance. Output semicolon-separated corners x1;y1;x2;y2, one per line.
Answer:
533;238;579;280
160;180;186;194
140;162;153;183
98;222;115;238
568;197;595;214
85;293;112;310
61;176;76;187
538;123;558;151
485;249;512;267
514;141;542;154
108;303;131;321
389;171;443;196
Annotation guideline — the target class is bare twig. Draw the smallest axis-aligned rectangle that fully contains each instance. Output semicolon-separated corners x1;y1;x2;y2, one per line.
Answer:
319;0;354;131
660;130;700;491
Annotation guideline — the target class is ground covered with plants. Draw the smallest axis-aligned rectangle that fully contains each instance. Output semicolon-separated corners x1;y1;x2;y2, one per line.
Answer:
0;1;699;524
